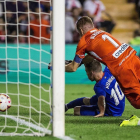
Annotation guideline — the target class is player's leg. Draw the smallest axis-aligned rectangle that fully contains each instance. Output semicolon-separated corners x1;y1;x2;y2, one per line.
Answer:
74;106;81;115
89;95;98;105
65;95;98;112
116;57;140;109
65;97;86;112
83;95;98;105
74;105;99;116
125;92;140;109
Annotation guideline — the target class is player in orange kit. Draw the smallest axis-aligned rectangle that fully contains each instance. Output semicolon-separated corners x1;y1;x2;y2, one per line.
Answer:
65;16;140;112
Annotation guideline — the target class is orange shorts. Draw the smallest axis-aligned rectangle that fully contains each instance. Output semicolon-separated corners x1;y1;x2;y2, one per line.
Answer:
115;55;140;109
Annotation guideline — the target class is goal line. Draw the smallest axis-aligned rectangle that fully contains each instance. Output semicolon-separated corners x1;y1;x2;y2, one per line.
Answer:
0;115;74;140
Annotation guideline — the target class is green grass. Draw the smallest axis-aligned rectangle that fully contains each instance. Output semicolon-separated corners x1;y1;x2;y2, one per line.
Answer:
65;85;140;140
0;84;140;140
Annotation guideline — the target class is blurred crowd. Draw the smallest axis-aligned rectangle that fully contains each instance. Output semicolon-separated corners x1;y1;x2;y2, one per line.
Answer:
0;0;50;44
65;0;116;43
0;0;116;44
128;0;140;45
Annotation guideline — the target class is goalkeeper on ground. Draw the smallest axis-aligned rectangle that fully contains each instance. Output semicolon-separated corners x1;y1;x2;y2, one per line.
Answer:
65;58;125;117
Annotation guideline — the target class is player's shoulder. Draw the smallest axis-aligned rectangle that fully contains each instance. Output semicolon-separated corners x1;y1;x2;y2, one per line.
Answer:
103;66;111;73
94;75;107;90
77;28;100;48
96;70;113;88
77;35;86;48
77;30;92;48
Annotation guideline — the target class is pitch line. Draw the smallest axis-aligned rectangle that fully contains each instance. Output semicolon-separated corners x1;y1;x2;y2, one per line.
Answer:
0;115;74;140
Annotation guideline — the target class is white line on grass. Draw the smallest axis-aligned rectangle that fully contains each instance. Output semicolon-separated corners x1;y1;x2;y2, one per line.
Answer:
0;115;74;140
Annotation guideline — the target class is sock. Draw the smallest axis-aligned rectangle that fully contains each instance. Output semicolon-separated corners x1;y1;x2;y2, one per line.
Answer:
66;97;85;109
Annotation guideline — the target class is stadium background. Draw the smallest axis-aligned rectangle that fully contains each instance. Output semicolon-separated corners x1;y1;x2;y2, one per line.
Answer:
0;44;140;84
0;0;140;139
0;0;140;85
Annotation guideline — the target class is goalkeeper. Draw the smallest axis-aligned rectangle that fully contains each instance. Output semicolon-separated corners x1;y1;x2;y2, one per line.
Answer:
65;58;125;117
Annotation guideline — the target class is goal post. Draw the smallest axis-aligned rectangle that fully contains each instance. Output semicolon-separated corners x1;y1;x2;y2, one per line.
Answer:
52;0;65;137
0;0;66;138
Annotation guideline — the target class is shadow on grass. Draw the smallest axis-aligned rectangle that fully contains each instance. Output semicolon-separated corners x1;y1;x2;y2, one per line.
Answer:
65;113;74;116
65;116;124;125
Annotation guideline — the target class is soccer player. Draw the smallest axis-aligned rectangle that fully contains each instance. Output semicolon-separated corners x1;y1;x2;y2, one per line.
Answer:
65;59;125;117
65;16;140;111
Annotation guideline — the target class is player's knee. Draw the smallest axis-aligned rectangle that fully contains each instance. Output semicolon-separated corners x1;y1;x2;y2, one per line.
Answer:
83;97;90;105
74;106;81;116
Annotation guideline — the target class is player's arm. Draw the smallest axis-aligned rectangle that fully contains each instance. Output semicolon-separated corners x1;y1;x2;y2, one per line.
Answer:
65;60;80;72
65;55;82;72
94;95;106;117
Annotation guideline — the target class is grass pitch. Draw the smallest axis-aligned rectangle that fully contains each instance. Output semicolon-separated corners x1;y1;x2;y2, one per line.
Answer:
65;84;140;140
0;84;140;140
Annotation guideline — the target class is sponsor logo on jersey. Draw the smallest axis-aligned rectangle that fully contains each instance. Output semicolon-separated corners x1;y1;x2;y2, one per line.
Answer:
113;43;129;58
119;49;135;66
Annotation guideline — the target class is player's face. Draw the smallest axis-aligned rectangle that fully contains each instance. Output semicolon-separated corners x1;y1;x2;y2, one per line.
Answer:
85;68;95;81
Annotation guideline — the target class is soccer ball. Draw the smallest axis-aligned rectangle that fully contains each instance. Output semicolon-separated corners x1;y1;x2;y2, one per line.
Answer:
0;93;11;112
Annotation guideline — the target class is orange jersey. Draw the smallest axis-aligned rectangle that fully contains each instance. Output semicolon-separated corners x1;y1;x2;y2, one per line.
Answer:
76;28;136;75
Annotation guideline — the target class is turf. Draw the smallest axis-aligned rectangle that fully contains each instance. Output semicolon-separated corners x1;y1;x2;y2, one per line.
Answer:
0;84;140;140
65;84;140;140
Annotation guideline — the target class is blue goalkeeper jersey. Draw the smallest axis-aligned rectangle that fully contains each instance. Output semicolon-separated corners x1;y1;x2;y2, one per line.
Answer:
94;67;125;116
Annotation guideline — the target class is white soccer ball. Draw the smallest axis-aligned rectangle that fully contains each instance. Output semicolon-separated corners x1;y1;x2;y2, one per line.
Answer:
0;93;11;112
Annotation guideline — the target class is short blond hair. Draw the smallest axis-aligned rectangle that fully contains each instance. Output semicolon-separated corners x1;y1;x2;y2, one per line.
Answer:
76;16;93;33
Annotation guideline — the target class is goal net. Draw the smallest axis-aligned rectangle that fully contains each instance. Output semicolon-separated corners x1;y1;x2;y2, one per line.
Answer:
0;0;55;136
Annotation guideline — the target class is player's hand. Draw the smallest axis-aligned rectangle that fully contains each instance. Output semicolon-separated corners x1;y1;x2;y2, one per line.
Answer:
65;60;72;65
48;63;52;70
94;113;104;118
65;60;83;67
48;60;73;69
48;60;83;70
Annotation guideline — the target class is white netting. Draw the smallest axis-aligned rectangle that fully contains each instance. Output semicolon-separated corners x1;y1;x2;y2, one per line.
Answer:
0;0;52;136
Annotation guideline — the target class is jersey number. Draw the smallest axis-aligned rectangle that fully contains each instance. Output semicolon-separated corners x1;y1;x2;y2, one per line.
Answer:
110;82;124;106
102;34;119;48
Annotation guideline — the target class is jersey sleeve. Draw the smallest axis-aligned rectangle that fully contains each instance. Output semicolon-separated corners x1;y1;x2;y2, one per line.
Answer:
76;38;86;59
104;66;110;73
94;85;106;98
74;55;83;63
103;66;113;75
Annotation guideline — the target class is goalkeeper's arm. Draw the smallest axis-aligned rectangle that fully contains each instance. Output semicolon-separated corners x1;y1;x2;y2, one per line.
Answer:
65;60;80;72
65;54;84;72
65;54;94;72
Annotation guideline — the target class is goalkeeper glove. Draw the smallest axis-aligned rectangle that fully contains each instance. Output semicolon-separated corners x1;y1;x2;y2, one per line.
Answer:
48;63;52;70
65;60;83;67
48;60;83;70
65;60;72;65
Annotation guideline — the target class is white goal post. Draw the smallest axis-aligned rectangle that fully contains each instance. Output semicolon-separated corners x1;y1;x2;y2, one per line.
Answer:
0;0;66;138
52;0;65;137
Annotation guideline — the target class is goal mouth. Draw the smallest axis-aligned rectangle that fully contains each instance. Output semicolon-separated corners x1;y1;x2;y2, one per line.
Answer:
0;0;53;137
0;0;66;138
